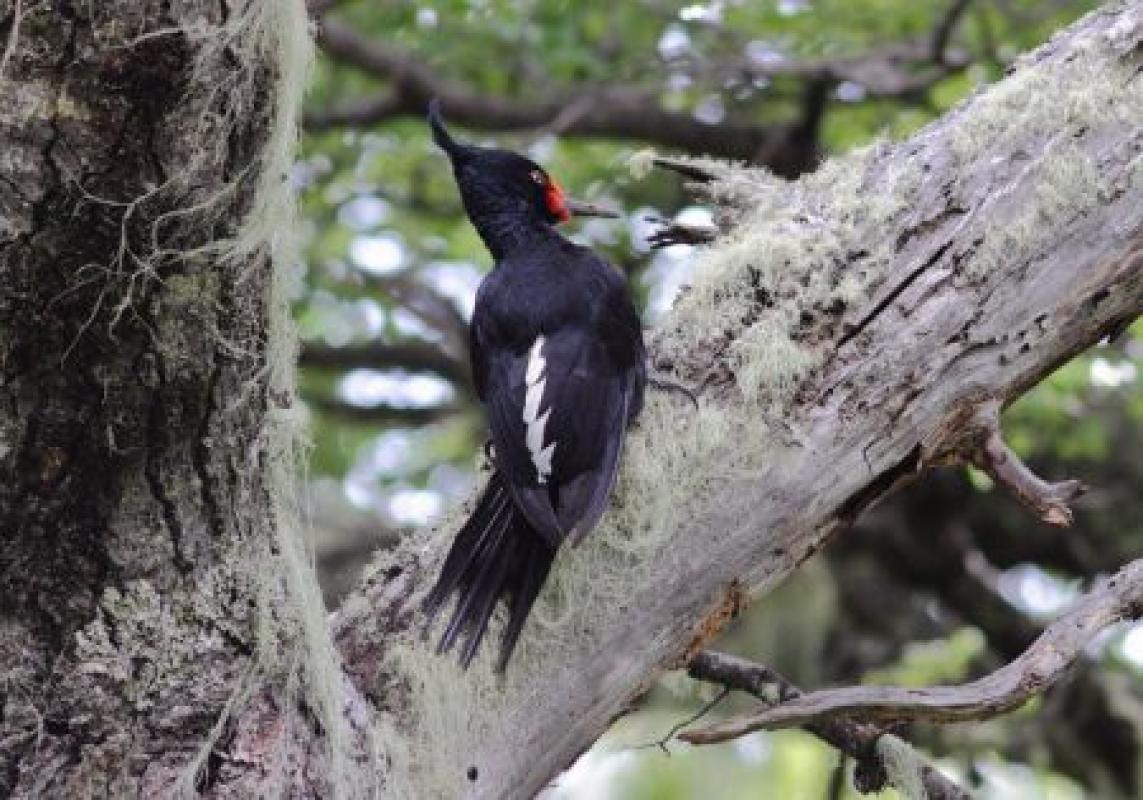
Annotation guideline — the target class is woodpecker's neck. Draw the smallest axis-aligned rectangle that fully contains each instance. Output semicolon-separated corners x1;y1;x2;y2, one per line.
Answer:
470;208;560;260
455;176;560;260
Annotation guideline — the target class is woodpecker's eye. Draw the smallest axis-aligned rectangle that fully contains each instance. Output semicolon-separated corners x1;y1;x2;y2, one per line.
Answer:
529;170;547;186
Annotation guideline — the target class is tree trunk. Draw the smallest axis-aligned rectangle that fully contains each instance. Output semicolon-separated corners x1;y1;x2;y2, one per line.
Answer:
0;2;1139;799
0;1;317;795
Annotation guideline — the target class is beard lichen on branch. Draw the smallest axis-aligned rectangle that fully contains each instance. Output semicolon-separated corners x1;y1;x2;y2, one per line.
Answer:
161;2;377;798
365;6;1141;798
941;8;1141;287
13;0;364;795
372;59;928;800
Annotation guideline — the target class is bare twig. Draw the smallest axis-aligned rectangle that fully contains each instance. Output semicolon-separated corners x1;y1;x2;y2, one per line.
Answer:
931;0;974;63
301;340;470;390
0;0;23;80
729;37;971;98
645;217;719;249
304;395;463;427
649;157;720;183
307;14;974;167
968;401;1086;526
685;652;973;799
629;687;730;756
308;20;790;164
683;559;1143;743
306;0;347;17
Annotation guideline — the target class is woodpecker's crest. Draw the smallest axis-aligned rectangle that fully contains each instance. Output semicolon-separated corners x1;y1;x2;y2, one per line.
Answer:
423;99;642;670
428;99;571;224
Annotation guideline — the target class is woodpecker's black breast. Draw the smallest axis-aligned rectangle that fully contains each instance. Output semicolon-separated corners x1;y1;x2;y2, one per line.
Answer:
473;236;645;545
422;100;646;668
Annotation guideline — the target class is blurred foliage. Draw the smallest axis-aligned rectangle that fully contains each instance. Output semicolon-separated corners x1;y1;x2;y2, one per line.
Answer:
299;0;1140;796
298;0;1110;516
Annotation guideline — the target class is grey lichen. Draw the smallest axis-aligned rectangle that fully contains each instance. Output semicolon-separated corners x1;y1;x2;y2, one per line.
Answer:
948;28;1141;284
659;141;922;408
370;7;1143;797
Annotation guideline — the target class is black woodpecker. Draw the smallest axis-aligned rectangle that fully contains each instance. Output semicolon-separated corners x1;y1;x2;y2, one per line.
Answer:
422;100;647;669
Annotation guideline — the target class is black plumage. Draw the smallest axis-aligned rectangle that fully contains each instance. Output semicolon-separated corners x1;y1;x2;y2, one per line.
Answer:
422;100;646;669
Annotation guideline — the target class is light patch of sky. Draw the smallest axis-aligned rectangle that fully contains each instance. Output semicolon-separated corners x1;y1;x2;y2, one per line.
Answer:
570;215;622;250
294;153;332;190
310;291;353;347
341;429;473;524
678;2;723;23
427;462;474;499
778;0;811;15
528;134;558;163
972;759;1057;800
1119;623;1143;667
391;307;442;341
996;564;1079;616
366;430;415;475
339;195;390;231
658;24;691;61
693;94;726;125
306;292;386;345
421;261;483;319
746;40;787;68
836;80;866;103
339;368;454;409
633;206;710;319
732;732;771;765
343;430;418;512
545;748;639;799
1089;356;1137;388
349;233;405;276
353;298;386;338
388;488;442;526
343;475;377;510
415;7;438;28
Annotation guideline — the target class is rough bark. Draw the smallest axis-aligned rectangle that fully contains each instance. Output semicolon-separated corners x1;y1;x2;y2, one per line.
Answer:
0;2;1139;800
0;1;299;796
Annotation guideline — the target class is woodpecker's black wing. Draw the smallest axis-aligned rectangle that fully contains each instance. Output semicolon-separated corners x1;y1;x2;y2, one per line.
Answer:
474;249;645;546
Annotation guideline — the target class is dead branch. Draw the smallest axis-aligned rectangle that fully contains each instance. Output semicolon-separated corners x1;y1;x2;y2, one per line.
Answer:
966;401;1087;526
307;5;974;170
682;558;1143;743
301;340;470;389
687;651;974;799
308;19;797;165
646;218;720;249
304;395;463;427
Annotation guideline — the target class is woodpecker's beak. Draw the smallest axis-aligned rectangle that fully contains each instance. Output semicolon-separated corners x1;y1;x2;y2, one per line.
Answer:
563;197;621;219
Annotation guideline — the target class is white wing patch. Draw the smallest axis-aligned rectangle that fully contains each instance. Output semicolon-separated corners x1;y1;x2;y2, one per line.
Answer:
523;336;556;484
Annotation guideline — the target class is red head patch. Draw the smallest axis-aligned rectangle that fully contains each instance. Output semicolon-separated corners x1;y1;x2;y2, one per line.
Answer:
544;179;571;223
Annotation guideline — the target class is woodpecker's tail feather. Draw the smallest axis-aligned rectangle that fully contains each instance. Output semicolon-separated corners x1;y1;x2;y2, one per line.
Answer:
422;471;557;670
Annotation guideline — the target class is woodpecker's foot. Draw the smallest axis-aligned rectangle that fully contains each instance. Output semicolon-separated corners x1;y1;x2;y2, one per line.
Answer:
649;375;699;409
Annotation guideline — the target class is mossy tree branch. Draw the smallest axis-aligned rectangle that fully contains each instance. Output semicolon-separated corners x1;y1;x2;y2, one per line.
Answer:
326;5;1141;797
